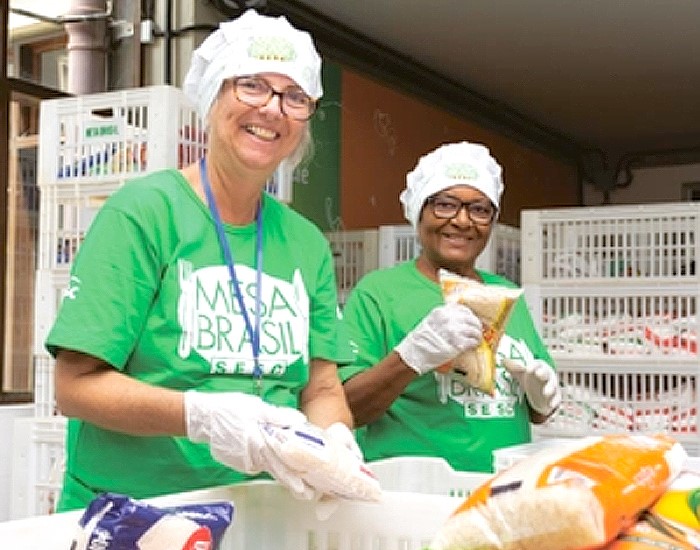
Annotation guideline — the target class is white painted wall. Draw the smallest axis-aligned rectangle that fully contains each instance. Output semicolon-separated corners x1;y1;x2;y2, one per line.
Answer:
583;163;700;205
0;405;34;521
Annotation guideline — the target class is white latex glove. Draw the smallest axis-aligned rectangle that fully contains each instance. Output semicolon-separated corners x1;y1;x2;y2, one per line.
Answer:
502;358;561;416
261;421;382;505
256;439;316;500
184;390;313;498
312;423;366;520
324;422;363;460
395;302;483;375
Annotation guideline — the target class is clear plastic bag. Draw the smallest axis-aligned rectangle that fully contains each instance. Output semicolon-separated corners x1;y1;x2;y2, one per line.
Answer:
438;269;523;395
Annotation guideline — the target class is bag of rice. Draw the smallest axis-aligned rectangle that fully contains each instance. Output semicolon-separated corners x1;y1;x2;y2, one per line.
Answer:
437;269;523;395
428;434;687;550
261;422;382;502
70;493;234;550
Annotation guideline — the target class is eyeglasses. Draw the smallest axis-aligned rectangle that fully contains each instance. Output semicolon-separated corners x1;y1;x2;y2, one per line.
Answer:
231;76;317;121
426;195;496;225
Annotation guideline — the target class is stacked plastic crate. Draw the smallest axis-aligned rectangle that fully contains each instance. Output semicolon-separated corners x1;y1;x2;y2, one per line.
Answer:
325;229;379;306
34;85;206;363
17;85;208;519
377;225;421;269
10;415;67;518
521;203;700;454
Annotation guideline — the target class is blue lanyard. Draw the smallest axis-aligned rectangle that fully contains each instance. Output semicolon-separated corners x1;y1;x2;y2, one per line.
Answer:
199;157;264;391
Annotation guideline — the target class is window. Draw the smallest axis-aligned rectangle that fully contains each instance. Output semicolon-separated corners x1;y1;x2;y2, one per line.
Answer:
2;2;68;401
8;28;68;90
18;35;68;89
5;93;40;395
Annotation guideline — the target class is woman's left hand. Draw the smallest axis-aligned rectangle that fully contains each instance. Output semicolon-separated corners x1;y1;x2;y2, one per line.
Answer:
503;358;561;416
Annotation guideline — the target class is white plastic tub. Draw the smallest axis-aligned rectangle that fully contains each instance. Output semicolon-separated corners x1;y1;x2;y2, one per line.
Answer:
0;457;491;549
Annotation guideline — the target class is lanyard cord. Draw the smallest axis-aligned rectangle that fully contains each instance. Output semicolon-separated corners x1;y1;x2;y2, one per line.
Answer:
199;157;264;386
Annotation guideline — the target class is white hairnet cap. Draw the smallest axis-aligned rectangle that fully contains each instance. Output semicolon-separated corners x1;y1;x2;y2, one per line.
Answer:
182;9;323;120
399;141;504;228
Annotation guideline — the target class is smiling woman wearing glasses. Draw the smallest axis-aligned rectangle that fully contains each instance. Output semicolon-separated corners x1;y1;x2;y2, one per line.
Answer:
339;141;560;474
44;9;362;511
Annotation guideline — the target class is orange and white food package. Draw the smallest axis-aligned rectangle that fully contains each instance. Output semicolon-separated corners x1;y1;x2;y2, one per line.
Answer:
428;434;687;550
438;269;523;395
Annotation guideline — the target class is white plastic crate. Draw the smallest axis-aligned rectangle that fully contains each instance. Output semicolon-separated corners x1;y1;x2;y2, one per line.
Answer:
532;359;700;454
0;457;490;549
480;223;521;284
36;87;299;276
33;270;65;418
368;456;488;498
378;224;420;268
10;416;67;520
521;202;700;285
524;283;700;360
33;88;296;393
521;204;700;451
39;84;289;201
39;85;205;186
326;229;379;305
34;269;70;355
265;157;296;204
36;86;204;274
37;181;118;272
492;437;582;472
33;353;57;417
377;223;521;283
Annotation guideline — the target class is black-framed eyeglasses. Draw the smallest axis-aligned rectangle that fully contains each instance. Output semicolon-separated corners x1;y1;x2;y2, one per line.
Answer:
231;76;317;121
426;195;496;225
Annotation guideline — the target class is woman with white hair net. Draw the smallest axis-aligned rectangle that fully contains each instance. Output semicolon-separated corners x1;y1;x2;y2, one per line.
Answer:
46;9;375;512
339;141;560;473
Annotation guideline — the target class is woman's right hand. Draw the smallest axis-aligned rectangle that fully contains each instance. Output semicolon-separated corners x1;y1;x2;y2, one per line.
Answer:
394;302;483;375
184;390;315;498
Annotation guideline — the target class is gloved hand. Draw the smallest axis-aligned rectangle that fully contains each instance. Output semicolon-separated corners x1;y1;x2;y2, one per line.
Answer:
311;423;367;520
502;358;561;416
261;421;382;505
324;422;363;461
184;391;313;498
395;302;483;375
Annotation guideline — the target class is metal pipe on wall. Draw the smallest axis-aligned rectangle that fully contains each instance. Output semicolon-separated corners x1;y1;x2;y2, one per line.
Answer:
64;0;108;94
164;0;173;85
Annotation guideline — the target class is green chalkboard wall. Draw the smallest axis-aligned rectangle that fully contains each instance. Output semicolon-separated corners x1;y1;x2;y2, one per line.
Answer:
290;61;342;232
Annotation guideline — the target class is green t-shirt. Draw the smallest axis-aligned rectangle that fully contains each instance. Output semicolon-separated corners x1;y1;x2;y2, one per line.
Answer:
46;169;353;510
339;259;554;473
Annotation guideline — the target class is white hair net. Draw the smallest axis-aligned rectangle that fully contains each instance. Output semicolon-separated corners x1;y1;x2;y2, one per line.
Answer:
182;9;323;120
399;141;505;228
